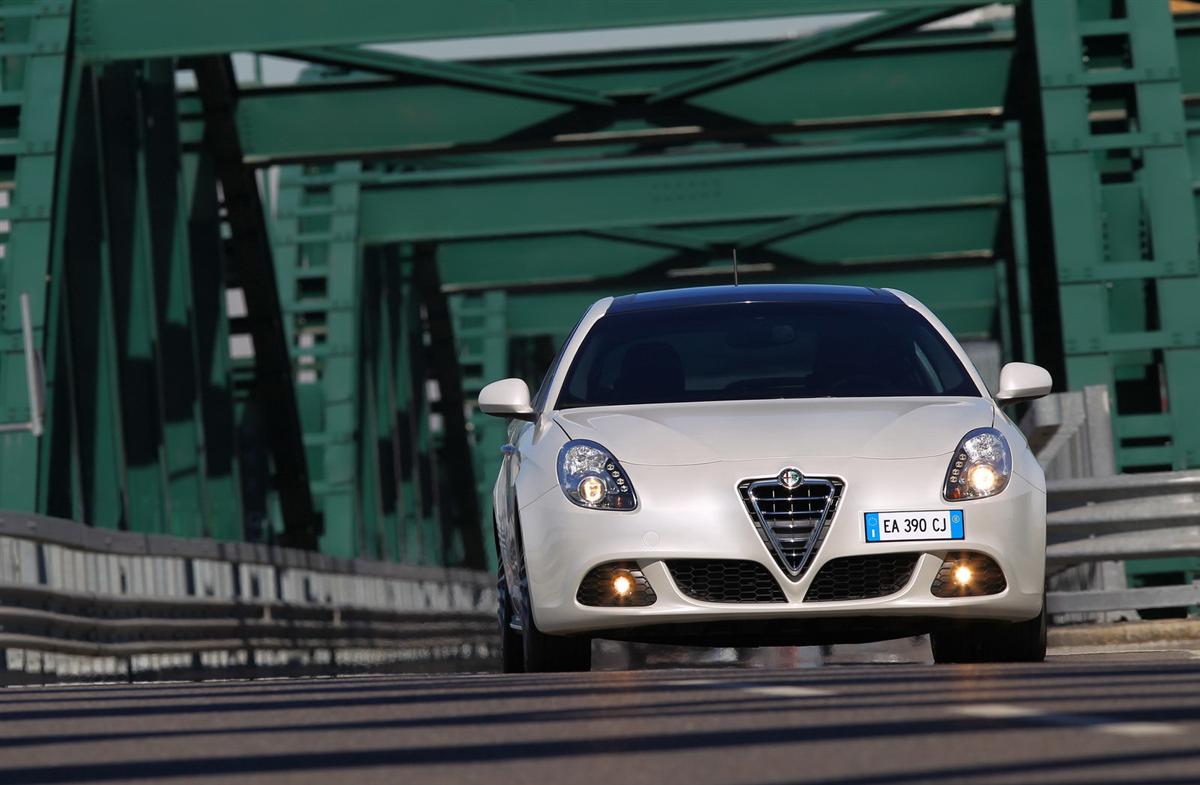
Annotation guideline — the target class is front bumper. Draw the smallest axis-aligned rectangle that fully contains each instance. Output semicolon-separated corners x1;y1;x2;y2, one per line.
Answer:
519;453;1045;637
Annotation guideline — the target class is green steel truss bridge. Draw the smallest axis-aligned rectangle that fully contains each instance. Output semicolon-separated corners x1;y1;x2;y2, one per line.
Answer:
0;0;1196;569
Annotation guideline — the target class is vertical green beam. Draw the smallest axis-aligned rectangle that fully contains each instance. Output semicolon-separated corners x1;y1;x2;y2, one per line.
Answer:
274;162;365;558
1031;0;1200;470
319;162;365;558
1132;12;1200;468
0;4;71;514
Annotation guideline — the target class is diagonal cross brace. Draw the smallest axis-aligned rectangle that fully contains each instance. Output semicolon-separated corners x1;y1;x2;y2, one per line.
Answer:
649;5;977;104
192;55;319;550
285;46;614;107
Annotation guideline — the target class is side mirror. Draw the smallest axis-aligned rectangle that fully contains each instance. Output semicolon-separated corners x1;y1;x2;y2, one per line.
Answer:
995;362;1052;404
478;378;536;421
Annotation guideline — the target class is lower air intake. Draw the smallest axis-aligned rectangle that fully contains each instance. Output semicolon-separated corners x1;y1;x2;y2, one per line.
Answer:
804;554;920;602
667;559;787;603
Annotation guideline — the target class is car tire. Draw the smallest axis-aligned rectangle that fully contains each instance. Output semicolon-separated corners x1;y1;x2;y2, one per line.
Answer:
498;569;525;674
522;612;592;673
931;601;1047;664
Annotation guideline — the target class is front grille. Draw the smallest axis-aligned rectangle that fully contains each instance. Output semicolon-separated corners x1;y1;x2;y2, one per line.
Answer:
577;561;657;607
668;559;786;603
804;554;920;602
738;475;843;581
931;552;1007;597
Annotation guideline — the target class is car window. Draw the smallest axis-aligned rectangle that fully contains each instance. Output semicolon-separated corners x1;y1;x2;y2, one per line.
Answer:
556;301;979;408
912;341;944;394
531;319;583;412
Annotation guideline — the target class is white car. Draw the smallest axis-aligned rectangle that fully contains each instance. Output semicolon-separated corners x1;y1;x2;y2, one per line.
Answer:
481;285;1051;672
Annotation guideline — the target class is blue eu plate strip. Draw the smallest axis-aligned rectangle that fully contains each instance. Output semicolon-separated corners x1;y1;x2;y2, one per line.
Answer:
950;510;964;539
865;512;881;542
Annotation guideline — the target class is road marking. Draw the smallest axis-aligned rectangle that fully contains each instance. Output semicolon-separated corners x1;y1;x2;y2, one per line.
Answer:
1100;722;1185;738
1051;645;1200;659
742;685;833;698
659;679;833;697
955;703;1040;720
953;703;1182;737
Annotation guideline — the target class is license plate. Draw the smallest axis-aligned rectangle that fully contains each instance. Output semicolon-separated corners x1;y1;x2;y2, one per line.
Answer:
864;510;963;542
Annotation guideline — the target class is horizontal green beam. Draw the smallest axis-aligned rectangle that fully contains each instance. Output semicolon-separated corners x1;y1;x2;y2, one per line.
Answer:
232;82;569;165
438;203;1001;290
356;134;1009;242
77;0;1004;60
227;34;1012;164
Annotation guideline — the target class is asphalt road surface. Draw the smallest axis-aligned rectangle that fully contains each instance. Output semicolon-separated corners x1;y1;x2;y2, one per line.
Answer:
1;646;1199;785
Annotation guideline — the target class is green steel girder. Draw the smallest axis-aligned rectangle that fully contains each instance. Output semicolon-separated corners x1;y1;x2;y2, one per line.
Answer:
75;0;1007;61
272;162;366;558
0;2;71;517
220;29;1013;165
1030;0;1200;471
649;5;974;103
439;203;997;296
354;134;1009;243
232;83;570;166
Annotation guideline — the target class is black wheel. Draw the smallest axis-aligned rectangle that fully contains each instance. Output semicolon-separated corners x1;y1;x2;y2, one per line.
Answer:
931;601;1047;664
497;568;525;673
521;611;592;673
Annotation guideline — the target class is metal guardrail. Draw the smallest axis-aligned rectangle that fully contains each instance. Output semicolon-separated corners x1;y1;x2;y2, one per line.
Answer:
0;513;496;683
1044;471;1200;617
1024;386;1200;620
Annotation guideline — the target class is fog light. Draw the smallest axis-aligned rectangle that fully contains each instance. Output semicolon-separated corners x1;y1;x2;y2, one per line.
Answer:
966;464;999;494
612;574;633;596
953;565;973;585
578;476;605;505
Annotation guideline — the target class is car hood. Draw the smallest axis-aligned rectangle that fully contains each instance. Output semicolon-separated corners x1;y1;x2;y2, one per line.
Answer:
554;397;994;465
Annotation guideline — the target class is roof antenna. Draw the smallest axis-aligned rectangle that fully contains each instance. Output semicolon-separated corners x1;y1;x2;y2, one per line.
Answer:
733;248;739;286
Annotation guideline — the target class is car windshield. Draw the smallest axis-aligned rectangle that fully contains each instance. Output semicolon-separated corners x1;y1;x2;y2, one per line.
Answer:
556;301;979;408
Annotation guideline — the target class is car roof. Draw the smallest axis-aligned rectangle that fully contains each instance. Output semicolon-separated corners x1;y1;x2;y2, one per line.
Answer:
606;284;901;314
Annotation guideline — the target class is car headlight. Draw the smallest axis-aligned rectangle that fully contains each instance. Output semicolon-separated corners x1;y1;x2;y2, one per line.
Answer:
557;440;637;510
943;427;1011;501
